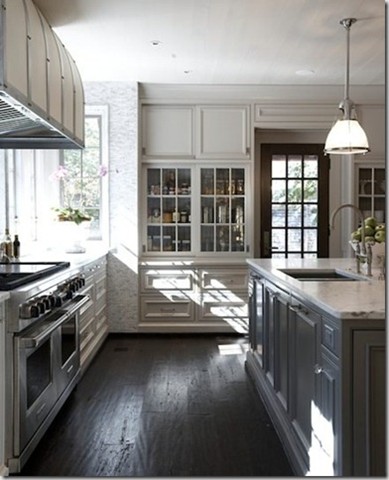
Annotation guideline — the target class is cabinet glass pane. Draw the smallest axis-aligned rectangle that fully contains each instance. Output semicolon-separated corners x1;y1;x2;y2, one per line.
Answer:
200;167;246;253
201;225;214;251
146;167;192;253
357;166;385;223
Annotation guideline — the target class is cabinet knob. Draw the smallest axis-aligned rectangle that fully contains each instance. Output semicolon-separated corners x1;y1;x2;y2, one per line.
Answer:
314;364;323;375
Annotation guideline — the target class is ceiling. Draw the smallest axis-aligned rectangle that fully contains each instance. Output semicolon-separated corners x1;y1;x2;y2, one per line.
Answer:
32;0;385;86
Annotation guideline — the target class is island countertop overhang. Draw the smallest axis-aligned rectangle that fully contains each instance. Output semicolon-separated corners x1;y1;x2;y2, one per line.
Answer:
247;257;385;320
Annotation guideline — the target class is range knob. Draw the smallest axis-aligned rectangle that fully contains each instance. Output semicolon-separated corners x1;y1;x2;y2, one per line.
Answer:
36;301;46;314
30;304;40;318
52;294;62;308
40;296;51;310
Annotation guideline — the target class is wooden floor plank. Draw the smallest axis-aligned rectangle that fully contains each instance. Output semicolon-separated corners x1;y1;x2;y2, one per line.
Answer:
19;333;294;476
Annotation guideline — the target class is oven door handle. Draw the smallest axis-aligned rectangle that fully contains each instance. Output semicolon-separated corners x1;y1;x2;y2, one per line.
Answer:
20;294;90;349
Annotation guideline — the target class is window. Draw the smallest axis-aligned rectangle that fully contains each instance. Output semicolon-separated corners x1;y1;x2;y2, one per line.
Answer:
60;112;108;239
0;105;109;251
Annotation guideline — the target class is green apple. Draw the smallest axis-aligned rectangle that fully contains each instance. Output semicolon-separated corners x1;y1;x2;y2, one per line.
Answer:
365;236;376;244
374;230;386;243
375;223;385;231
359;225;375;237
364;216;377;229
350;230;361;242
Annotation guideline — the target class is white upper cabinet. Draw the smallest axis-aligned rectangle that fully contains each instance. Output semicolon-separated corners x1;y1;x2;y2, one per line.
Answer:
141;104;251;160
25;0;47;112
3;0;28;96
142;106;195;158
196;105;250;159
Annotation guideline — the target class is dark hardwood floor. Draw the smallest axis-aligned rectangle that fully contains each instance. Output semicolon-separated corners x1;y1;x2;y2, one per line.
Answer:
19;334;294;477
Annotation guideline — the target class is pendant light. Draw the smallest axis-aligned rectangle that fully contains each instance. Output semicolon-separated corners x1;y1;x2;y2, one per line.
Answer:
324;18;369;155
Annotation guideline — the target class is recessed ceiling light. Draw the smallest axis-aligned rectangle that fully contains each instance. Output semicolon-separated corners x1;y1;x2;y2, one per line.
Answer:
151;40;161;46
183;70;192;74
295;69;315;76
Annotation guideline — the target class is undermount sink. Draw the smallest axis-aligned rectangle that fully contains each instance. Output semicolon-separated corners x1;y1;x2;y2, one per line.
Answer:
279;268;367;282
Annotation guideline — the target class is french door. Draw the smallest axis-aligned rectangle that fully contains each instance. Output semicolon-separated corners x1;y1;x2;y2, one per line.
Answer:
260;144;329;258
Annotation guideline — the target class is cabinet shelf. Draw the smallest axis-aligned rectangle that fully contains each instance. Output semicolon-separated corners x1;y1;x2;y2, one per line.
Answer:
144;165;249;255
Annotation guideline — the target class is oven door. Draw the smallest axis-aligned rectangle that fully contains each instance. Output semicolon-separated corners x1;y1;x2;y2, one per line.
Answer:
14;294;89;454
14;328;57;454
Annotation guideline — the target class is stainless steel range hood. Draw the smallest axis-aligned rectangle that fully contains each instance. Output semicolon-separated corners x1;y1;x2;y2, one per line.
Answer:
0;0;85;149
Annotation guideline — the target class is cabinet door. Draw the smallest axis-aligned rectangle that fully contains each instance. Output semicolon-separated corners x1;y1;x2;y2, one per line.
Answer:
288;303;320;466
197;106;250;159
249;275;265;366
145;167;192;254
142;106;194;157
355;163;385;223
309;347;340;476
264;282;289;408
25;0;47;112
200;166;247;253
352;330;386;476
3;0;29;97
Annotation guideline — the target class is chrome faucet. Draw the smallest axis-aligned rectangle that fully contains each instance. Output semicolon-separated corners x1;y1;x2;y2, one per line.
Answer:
329;203;372;276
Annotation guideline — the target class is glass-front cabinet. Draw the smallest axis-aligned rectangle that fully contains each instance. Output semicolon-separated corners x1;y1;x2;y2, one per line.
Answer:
200;167;246;253
143;164;249;256
146;167;192;253
355;162;385;223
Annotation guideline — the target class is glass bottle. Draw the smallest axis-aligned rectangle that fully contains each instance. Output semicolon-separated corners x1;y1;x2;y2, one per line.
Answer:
2;228;13;259
13;235;21;259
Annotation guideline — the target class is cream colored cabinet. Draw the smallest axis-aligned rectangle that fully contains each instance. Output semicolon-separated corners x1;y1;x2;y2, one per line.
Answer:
355;161;385;222
79;256;108;373
198;267;248;330
142;106;195;158
196;105;250;159
143;164;250;256
139;264;248;332
141;104;250;160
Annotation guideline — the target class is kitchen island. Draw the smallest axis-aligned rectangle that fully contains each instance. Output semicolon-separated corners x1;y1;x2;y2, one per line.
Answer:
246;258;385;477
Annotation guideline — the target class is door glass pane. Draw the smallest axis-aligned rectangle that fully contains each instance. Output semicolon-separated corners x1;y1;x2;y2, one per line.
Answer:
216;198;229;223
288;205;302;227
272;180;286;202
288;229;301;251
272;229;285;251
287;180;302;202
288;156;302;177
272;205;285;227
201;197;214;223
304;205;318;227
304;229;317;252
177;226;190;251
303;157;318;177
232;168;245;194
232;197;244;223
216;169;229;194
272;156;286;177
147;225;161;251
303;179;318;202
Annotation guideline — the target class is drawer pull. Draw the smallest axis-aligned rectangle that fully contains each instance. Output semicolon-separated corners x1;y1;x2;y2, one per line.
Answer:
160;307;176;313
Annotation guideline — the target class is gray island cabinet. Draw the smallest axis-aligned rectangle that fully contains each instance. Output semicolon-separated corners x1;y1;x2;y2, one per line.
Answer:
246;258;385;477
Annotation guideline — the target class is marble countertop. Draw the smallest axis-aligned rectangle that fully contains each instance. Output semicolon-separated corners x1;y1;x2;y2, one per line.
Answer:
0;292;10;303
247;258;385;320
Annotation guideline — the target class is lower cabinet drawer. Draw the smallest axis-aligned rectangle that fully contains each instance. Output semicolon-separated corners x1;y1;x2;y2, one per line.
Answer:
200;291;248;320
140;296;194;321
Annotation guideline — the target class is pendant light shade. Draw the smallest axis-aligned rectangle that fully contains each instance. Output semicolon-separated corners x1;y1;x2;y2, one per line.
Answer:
324;18;370;155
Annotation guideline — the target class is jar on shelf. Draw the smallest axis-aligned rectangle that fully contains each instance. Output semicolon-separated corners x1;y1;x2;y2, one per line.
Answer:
180;211;188;223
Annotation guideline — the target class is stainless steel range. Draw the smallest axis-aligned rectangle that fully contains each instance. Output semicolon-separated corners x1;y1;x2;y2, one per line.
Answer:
3;261;90;473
